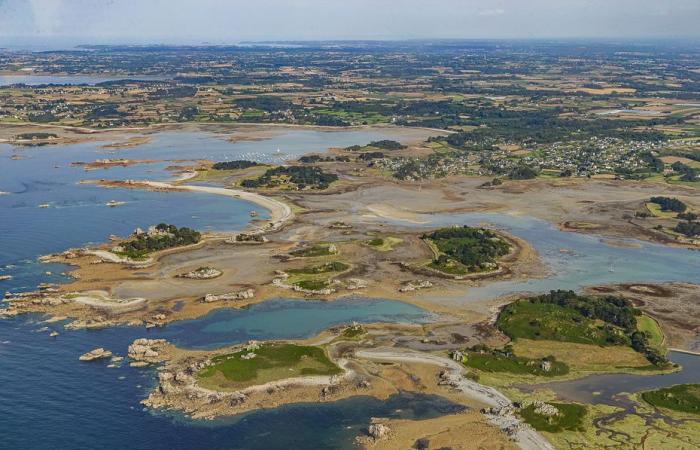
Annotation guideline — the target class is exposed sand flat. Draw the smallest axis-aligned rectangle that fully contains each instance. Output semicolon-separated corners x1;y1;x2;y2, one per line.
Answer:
366;203;429;224
369;412;519;450
72;290;147;313
100;136;152;149
356;348;555;450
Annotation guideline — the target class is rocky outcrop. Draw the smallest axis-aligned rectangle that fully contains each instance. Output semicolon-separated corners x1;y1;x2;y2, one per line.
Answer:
178;267;222;280
227;233;268;244
65;317;110;330
203;289;255;303
272;277;336;296
531;401;560;417
128;338;168;366
355;422;392;446
0;308;20;318
79;348;113;361
449;350;466;363
30;296;71;306
399;280;433;292
368;423;391;441
345;278;368;290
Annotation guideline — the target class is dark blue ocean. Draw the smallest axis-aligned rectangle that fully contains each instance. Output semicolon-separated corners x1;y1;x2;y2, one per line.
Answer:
0;129;452;450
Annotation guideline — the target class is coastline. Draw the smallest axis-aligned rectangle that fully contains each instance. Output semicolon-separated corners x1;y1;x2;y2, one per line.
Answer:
141;181;294;232
86;178;294;234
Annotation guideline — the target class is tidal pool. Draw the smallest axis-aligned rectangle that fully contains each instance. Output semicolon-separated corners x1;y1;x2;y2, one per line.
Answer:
154;297;435;349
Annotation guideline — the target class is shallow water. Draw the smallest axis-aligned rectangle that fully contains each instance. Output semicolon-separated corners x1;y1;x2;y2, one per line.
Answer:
0;128;407;296
523;351;700;405
377;212;700;302
157;297;434;349
0;75;167;86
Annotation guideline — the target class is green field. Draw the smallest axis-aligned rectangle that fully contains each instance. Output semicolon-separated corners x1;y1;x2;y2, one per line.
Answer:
641;384;700;415
290;243;337;257
198;343;341;390
366;236;403;252
520;402;587;433
497;301;622;346
636;315;666;352
288;261;349;275
496;291;670;367
294;279;330;291
462;350;569;377
645;202;678;219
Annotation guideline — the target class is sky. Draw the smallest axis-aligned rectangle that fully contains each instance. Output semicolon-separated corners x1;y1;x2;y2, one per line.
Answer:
0;0;699;45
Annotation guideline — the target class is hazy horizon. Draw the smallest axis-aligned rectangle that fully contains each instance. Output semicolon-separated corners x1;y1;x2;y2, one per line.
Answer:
1;0;699;46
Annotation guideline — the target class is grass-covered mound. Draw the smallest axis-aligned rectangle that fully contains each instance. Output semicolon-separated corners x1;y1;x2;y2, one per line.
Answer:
636;315;666;353
345;139;406;152
497;290;668;367
459;345;569;377
293;279;331;291
241;165;338;190
520;402;587;433
642;384;700;415
366;236;402;252
198;343;341;390
422;226;510;274
119;223;201;259
289;243;338;257
288;261;349;275
340;324;366;339
649;196;687;213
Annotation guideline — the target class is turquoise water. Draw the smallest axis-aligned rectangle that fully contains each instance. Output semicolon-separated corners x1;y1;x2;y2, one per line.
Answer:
158;297;434;349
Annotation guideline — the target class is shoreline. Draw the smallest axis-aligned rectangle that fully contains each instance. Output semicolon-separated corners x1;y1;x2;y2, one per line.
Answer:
0;121;447;146
143;181;294;233
88;178;294;233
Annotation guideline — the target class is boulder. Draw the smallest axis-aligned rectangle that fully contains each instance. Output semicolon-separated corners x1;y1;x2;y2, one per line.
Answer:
368;423;391;441
79;348;113;362
203;289;255;303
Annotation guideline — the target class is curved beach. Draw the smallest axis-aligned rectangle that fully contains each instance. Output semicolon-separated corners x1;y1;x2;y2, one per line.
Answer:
137;180;293;232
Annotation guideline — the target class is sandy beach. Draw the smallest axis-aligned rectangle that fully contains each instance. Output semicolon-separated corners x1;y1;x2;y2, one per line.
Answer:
104;179;294;232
